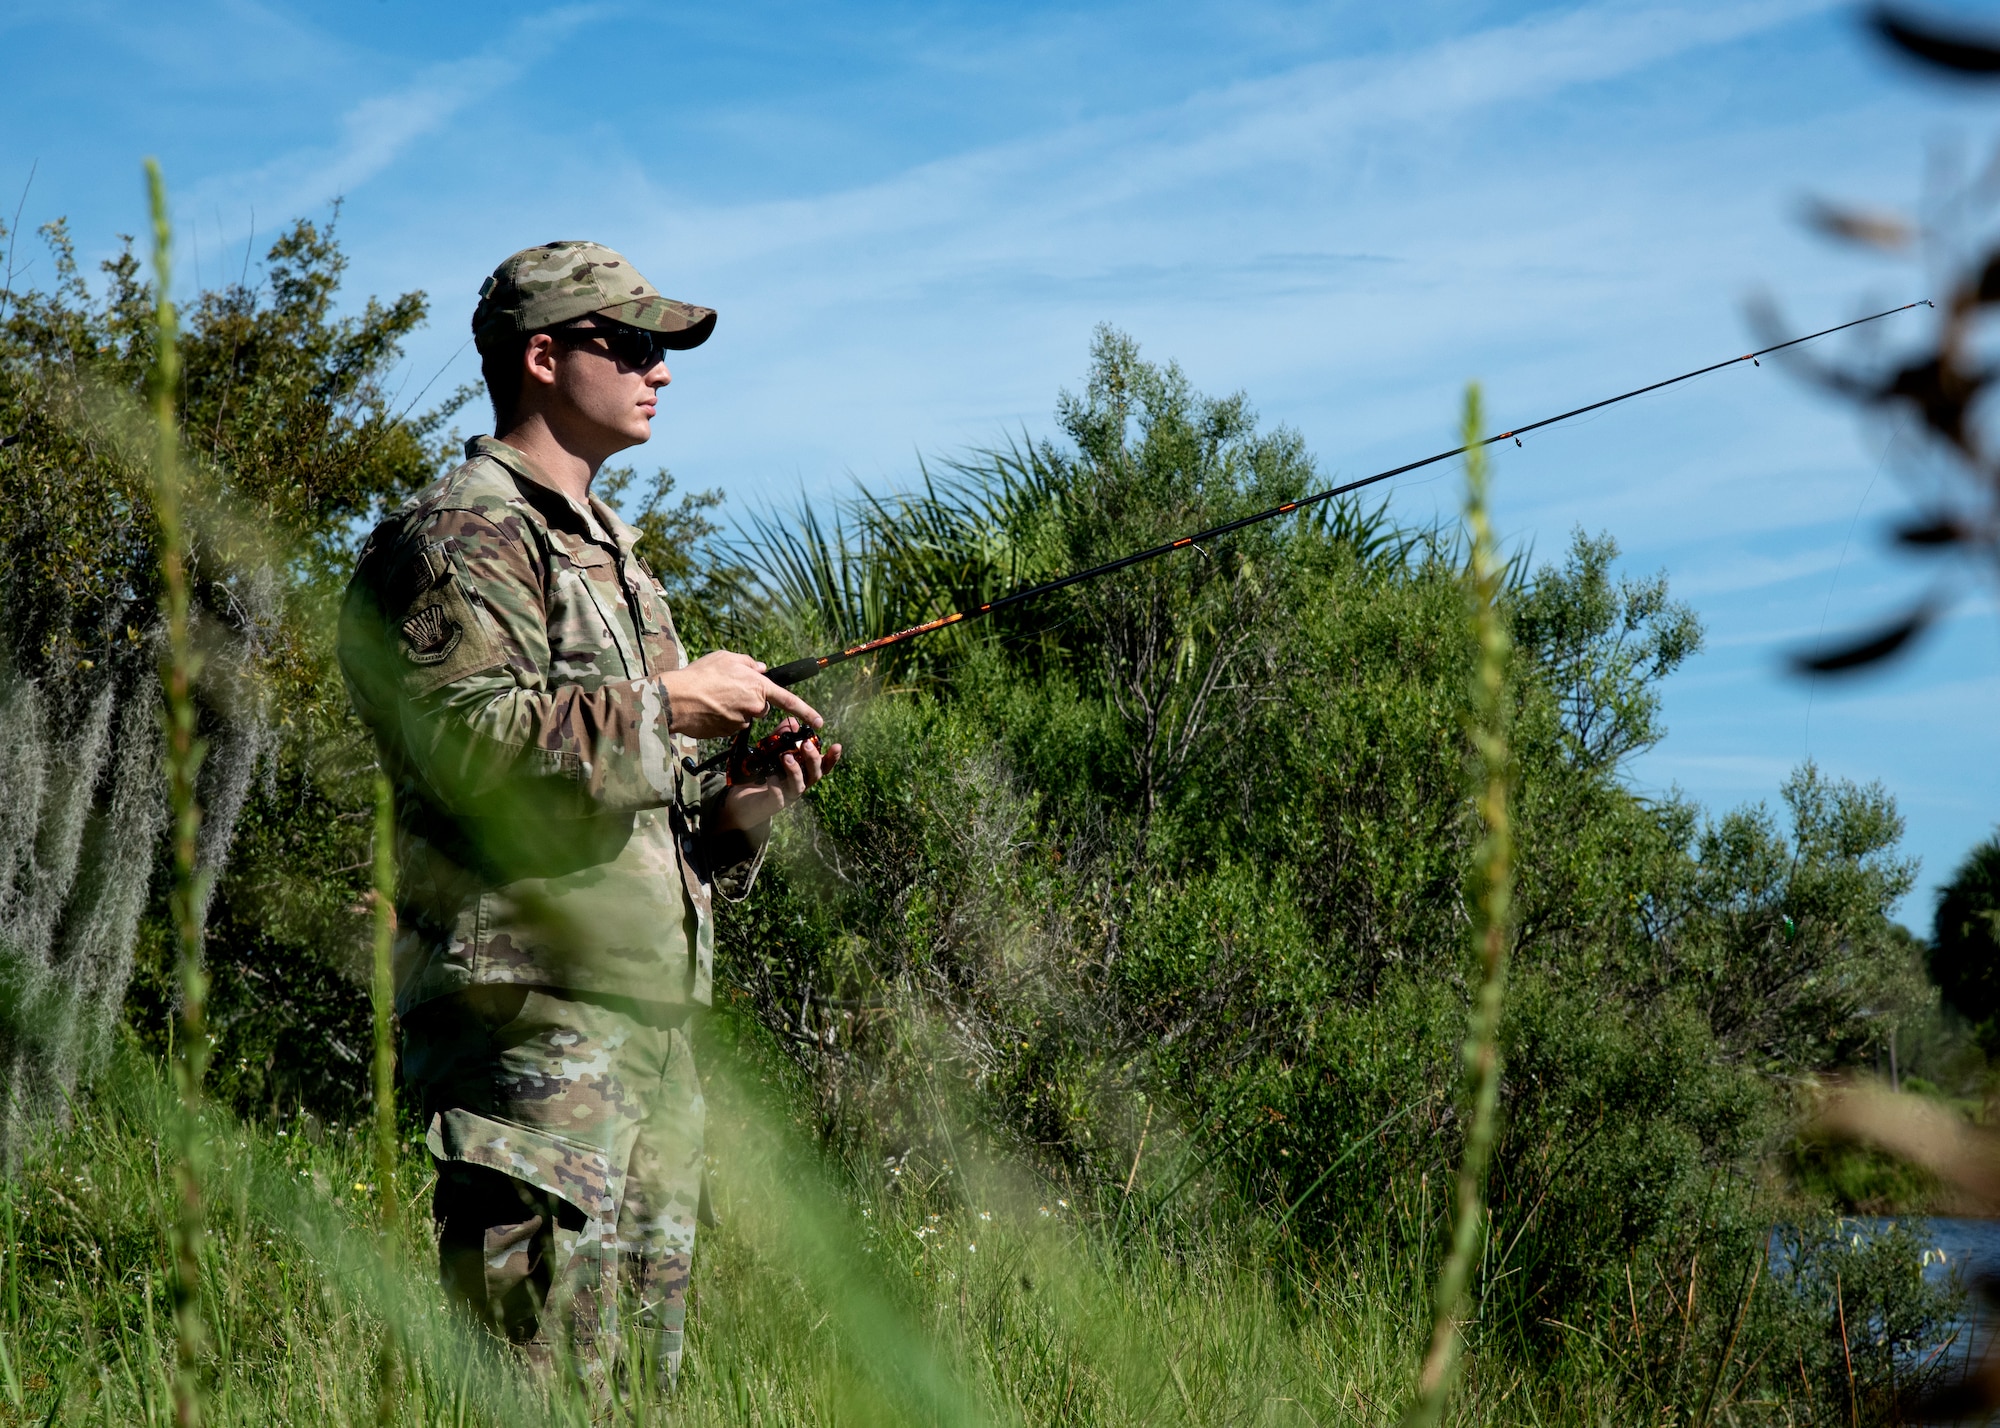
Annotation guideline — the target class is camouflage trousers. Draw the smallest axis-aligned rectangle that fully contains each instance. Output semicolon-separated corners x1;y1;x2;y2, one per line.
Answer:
402;986;706;1398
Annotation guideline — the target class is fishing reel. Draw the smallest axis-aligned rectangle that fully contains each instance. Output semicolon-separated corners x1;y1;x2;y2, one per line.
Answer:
681;722;828;787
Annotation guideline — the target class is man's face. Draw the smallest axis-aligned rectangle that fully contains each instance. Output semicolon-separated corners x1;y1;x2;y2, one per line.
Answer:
524;320;671;461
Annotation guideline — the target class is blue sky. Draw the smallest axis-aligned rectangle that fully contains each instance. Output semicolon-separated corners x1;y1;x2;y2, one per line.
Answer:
5;0;1997;920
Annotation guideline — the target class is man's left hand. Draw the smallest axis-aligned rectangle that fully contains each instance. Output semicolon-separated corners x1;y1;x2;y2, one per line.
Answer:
715;718;842;830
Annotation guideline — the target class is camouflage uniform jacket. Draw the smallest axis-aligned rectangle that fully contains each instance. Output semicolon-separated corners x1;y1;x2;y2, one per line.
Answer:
339;436;765;1014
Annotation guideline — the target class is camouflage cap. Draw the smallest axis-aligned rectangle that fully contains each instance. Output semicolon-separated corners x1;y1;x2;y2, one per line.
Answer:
471;241;716;351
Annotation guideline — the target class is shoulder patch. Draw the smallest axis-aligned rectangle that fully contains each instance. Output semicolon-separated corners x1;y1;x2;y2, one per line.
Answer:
400;604;463;665
392;543;506;697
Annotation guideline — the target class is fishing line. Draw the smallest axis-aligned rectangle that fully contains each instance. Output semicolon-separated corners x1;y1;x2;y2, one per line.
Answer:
386;336;475;430
340;335;478;482
756;300;1933;693
0;160;37;327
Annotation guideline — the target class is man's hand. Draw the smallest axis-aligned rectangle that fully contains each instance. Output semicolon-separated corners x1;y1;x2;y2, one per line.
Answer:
716;718;842;831
661;650;823;740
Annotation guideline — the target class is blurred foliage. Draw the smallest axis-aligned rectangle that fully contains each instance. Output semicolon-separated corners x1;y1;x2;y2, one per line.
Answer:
1931;833;2000;1049
1788;1134;1945;1216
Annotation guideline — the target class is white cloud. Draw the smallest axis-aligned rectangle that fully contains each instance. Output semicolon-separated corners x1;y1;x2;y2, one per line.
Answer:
629;0;1839;293
186;6;607;233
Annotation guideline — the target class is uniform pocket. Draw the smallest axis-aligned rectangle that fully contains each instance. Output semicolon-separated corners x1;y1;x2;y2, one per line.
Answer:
427;1107;621;1224
557;540;615;569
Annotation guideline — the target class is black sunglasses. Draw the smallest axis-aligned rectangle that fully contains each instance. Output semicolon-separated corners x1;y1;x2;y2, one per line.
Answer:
547;320;671;371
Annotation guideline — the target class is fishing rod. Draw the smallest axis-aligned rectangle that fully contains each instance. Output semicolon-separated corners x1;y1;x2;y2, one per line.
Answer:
694;299;1931;779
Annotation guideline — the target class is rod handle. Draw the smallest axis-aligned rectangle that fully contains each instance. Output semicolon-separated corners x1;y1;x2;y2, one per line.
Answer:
765;656;825;688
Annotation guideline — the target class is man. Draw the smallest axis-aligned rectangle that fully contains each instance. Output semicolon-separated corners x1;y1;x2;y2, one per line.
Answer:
338;240;837;1394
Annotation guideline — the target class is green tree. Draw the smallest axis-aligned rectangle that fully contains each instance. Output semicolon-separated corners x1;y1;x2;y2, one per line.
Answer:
0;210;463;1114
1930;832;2000;1043
1677;762;1924;1070
1513;528;1703;771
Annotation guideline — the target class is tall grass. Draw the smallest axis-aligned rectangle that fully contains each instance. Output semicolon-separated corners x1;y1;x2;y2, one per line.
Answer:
143;158;211;1428
0;1022;1655;1428
367;773;400;1423
1404;385;1516;1428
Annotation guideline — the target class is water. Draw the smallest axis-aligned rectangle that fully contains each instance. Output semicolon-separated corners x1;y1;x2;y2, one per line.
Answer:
1853;1216;2000;1379
1912;1217;2000;1292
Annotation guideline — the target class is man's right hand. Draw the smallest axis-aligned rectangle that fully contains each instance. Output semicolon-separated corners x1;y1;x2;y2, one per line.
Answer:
660;651;823;741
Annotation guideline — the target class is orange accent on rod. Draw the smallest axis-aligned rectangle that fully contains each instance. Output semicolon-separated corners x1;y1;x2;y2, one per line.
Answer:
1172;537;1193;548
843;609;971;658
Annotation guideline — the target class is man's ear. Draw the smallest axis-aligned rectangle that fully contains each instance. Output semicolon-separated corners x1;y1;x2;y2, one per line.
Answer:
521;333;560;390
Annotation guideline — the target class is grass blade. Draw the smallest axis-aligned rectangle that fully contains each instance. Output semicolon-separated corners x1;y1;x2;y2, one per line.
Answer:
1403;383;1515;1428
144;157;211;1428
